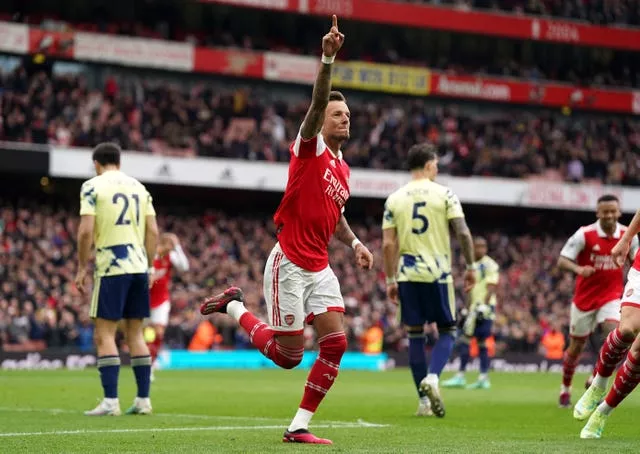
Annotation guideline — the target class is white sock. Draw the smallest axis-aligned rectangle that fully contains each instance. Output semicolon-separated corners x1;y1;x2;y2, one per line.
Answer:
593;373;608;389
561;384;571;393
455;372;465;379
426;373;439;386
227;300;248;321
478;373;488;381
288;408;314;432
598;401;614;415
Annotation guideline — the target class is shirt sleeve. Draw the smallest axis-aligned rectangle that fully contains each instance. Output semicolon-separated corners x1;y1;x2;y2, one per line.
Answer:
169;244;189;272
559;228;585;261
629;234;640;262
382;196;396;230
146;191;156;217
79;181;97;216
485;261;500;285
445;189;464;220
291;130;327;159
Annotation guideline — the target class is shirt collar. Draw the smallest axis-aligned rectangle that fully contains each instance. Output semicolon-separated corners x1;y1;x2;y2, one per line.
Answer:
596;221;621;239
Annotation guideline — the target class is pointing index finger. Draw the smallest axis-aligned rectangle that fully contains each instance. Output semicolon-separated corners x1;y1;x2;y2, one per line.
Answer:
332;14;338;29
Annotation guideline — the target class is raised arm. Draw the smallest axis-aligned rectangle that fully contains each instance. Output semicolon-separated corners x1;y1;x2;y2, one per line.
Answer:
300;15;344;140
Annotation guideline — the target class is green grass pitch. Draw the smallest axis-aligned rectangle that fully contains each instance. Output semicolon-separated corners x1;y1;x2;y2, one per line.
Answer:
0;368;638;453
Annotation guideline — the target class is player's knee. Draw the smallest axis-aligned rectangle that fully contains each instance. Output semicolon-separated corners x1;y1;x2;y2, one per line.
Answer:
617;322;639;341
568;337;587;353
319;331;347;360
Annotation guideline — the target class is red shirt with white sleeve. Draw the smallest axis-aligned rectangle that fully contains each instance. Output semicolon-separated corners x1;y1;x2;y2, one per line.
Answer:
273;132;351;272
150;245;189;309
560;222;639;312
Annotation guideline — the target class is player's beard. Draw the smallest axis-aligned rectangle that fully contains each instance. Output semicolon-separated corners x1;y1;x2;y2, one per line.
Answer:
329;131;350;143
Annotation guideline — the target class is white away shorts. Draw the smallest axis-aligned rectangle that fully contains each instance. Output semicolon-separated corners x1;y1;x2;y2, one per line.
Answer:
149;301;171;326
263;243;344;335
570;299;620;338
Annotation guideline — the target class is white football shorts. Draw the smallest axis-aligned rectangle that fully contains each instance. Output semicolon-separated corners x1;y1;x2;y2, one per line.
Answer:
263;243;344;335
570;299;620;338
149;301;171;327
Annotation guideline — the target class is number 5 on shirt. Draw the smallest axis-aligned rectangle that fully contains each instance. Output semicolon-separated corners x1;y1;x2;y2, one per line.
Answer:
412;202;429;234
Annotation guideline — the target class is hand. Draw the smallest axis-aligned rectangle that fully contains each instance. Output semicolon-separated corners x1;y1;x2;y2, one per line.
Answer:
387;282;399;305
355;243;373;269
577;265;596;277
166;233;180;248
611;239;630;268
75;267;88;295
463;269;476;293
322;15;345;58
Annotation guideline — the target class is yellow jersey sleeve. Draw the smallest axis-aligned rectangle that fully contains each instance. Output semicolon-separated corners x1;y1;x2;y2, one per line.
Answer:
79;180;97;216
145;191;156;217
484;259;500;286
382;194;397;230
445;189;464;220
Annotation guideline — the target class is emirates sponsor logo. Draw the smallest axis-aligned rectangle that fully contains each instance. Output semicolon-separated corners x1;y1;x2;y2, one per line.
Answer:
436;76;511;101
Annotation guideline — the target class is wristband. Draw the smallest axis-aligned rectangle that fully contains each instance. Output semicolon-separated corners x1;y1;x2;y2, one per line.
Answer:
321;54;335;64
386;276;397;285
351;238;362;249
466;264;475;271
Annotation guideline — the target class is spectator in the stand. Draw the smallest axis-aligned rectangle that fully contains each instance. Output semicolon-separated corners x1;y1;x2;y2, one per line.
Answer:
3;67;640;186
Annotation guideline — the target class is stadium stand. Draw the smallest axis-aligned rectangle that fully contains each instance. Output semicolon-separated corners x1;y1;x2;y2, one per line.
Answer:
2;67;640;185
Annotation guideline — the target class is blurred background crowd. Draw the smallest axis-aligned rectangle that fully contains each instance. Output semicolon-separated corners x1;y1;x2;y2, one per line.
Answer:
0;200;575;357
3;67;640;186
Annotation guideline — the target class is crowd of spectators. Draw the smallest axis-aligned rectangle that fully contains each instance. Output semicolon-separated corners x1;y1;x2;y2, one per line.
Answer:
3;67;640;186
0;200;576;357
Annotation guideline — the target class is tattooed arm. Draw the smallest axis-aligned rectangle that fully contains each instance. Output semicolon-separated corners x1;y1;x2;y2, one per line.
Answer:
450;217;476;292
300;15;344;139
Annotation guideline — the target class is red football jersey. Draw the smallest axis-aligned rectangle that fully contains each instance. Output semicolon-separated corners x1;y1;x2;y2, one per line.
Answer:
273;132;351;272
150;254;172;309
560;222;639;311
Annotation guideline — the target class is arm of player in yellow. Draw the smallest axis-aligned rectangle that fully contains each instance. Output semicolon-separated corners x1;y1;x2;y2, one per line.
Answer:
77;215;95;271
382;227;399;283
145;215;159;269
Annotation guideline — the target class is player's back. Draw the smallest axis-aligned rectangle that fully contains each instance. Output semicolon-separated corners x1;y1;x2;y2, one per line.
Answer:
384;178;464;283
80;170;154;277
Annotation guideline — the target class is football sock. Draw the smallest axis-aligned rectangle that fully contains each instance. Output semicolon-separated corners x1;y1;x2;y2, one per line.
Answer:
562;350;580;387
293;331;347;430
97;355;120;399
603;350;640;409
595;328;633;378
458;342;470;373
479;345;490;375
238;312;303;369
408;332;428;397
429;332;455;376
131;355;152;398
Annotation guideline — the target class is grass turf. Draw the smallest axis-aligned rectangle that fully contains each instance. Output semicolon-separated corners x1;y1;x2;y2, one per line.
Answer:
0;368;638;453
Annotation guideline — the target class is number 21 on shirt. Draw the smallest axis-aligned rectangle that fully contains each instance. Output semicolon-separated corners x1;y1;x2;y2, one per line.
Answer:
113;193;140;225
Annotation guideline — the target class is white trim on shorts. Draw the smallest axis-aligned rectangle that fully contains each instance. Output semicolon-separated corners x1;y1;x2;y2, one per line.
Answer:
149;300;171;326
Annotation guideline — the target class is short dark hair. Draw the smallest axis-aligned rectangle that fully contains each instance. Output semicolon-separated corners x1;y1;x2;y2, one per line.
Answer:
92;142;121;166
329;91;346;102
597;194;619;204
407;143;438;170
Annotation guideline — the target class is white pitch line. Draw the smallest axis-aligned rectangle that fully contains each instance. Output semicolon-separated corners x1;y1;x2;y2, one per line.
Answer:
0;407;389;430
0;422;389;438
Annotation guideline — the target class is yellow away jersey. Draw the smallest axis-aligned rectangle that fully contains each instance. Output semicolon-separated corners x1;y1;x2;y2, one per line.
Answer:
382;179;464;283
470;255;500;318
80;170;156;277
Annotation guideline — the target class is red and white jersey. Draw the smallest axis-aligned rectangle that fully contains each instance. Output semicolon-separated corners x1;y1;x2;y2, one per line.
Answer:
560;222;639;311
150;245;189;309
273;132;351;272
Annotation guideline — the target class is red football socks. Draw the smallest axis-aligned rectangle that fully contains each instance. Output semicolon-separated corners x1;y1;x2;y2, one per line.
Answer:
299;332;347;412
604;350;640;408
595;328;634;378
239;312;303;369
